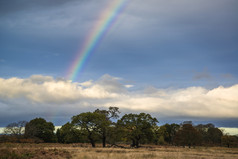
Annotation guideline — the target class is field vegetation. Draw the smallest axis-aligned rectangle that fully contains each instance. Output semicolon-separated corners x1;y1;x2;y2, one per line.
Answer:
1;143;238;159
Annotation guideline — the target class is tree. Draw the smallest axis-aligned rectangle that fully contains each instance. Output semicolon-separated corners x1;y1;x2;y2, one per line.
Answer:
153;125;168;145
72;107;120;147
222;135;238;148
25;118;55;142
153;123;180;145
95;107;120;120
94;107;120;147
207;127;223;145
4;121;27;136
117;113;158;148
163;123;180;144
56;122;83;144
195;123;215;144
106;123;125;145
71;112;102;147
174;124;202;148
56;129;63;143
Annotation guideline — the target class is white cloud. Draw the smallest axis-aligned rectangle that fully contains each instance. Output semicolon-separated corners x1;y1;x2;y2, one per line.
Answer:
0;74;238;122
0;75;120;104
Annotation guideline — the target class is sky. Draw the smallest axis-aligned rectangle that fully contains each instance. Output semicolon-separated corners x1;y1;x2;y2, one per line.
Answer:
0;0;238;129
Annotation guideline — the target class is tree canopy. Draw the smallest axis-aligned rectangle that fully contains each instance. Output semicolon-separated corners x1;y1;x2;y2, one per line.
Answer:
71;107;120;147
118;113;158;147
174;124;202;148
25;118;55;142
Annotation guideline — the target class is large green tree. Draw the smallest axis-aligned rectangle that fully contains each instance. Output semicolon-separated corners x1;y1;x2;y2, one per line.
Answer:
25;118;55;142
71;107;120;147
71;112;103;147
117;113;158;148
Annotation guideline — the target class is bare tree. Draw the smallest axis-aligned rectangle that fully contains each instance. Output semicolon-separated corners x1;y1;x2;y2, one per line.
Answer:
4;121;27;136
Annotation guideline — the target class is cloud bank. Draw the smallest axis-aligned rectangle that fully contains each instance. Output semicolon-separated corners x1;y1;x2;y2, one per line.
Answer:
0;74;238;126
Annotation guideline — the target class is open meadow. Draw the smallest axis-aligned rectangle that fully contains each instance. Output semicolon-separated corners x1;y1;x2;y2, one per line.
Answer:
1;143;238;159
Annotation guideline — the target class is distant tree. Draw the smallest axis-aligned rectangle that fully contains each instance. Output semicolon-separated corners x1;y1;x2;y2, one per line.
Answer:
163;123;180;144
153;125;168;145
4;121;27;136
222;135;238;148
94;107;120;147
56;122;83;144
174;124;202;148
25;118;55;142
117;113;158;148
207;127;223;145
182;121;193;125
154;124;180;145
195;123;214;144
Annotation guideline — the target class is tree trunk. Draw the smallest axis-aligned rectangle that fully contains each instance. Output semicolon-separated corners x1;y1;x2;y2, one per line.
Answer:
135;140;139;148
135;136;140;148
131;139;136;147
88;134;95;147
102;136;106;147
90;139;95;147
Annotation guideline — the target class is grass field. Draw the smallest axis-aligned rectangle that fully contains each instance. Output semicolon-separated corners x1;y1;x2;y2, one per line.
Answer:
1;143;238;159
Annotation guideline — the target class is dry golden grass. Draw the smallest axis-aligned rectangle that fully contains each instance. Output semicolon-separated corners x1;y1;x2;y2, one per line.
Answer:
71;146;238;159
1;143;238;159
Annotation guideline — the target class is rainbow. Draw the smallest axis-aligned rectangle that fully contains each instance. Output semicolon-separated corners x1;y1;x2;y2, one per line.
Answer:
67;0;128;81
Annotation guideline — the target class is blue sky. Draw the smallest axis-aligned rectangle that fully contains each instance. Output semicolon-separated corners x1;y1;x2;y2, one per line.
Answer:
0;0;238;129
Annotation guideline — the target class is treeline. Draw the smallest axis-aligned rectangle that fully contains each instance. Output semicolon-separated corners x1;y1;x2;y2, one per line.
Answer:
1;107;238;148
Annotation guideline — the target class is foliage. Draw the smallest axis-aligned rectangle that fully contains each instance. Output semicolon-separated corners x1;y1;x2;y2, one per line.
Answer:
72;107;120;147
195;123;215;144
94;107;120;147
174;124;202;147
71;112;103;147
117;113;158;147
207;127;223;145
162;123;180;144
25;118;56;143
222;135;238;148
153;125;167;145
56;122;83;143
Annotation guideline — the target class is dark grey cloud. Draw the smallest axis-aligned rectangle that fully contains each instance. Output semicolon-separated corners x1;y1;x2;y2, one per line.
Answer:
0;0;105;38
0;0;81;15
0;0;237;88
